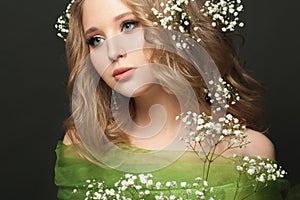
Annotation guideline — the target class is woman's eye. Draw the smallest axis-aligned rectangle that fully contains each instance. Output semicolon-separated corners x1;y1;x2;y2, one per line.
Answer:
86;36;105;47
122;21;139;32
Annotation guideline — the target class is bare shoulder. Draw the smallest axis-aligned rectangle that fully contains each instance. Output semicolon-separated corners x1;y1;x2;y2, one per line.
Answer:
242;129;275;160
63;133;73;145
62;129;80;145
216;129;275;159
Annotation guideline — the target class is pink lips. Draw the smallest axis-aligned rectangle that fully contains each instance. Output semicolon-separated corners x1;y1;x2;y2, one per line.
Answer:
113;67;136;81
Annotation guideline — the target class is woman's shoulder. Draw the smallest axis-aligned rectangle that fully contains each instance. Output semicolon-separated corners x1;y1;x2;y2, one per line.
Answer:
216;128;275;160
242;129;275;159
62;129;82;146
62;133;73;145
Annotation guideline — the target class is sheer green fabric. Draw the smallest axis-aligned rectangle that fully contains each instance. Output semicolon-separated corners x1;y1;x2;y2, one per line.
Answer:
55;141;290;200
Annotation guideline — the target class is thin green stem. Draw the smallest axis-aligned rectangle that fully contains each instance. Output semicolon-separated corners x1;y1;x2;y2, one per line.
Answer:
205;144;217;180
233;173;242;200
198;141;210;177
240;182;260;200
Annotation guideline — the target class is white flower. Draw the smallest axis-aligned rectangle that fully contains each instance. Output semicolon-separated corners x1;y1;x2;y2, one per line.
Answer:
236;166;243;171
121;180;127;186
186;188;192;195
195;136;201;142
139;174;147;184
247;166;257;175
166;181;171;187
203;180;209;187
125;174;131;179
257;174;266;182
155;194;164;200
127;178;134;185
146;179;153;187
106;188;115;196
135;185;142;190
195;190;204;196
180;182;187;188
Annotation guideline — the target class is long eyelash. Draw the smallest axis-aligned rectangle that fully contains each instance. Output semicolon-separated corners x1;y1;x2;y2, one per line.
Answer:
86;36;104;47
86;37;95;45
121;20;139;29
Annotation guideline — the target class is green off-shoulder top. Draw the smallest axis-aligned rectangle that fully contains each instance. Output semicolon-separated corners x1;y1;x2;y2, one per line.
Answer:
55;141;293;200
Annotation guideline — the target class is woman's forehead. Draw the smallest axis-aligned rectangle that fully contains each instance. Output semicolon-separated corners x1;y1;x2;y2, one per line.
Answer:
82;0;133;31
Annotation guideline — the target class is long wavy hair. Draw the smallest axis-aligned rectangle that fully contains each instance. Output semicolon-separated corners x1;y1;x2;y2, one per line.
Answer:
63;0;266;159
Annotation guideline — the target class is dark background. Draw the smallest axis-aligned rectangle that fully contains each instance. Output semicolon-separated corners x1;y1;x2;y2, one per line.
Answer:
1;0;299;199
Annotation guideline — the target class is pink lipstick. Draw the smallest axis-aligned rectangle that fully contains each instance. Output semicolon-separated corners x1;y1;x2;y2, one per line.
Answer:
113;67;136;81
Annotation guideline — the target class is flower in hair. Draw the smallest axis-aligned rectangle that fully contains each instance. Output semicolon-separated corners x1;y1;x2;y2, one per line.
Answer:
150;0;245;38
201;0;245;32
54;0;75;41
151;0;190;34
205;78;240;109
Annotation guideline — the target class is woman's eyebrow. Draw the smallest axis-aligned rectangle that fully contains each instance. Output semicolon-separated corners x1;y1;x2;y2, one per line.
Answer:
85;27;99;37
114;12;134;22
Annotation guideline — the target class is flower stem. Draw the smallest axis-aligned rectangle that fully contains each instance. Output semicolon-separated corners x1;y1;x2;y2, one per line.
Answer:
233;173;242;200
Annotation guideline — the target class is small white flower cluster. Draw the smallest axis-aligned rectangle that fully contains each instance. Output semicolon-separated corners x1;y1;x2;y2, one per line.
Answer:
170;33;194;50
54;0;75;41
74;174;218;200
150;0;245;45
151;0;204;49
235;155;288;184
205;78;240;109
151;0;190;34
176;111;248;149
201;0;244;32
114;173;153;199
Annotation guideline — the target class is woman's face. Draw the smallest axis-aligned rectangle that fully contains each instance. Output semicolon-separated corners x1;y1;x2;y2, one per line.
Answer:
82;0;156;97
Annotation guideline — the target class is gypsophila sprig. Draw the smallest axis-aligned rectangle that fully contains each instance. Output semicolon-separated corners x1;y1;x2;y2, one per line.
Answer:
235;155;287;184
176;111;249;181
205;78;240;108
233;155;288;199
174;111;287;199
176;111;248;156
54;0;75;41
151;0;190;34
149;0;245;44
201;0;245;32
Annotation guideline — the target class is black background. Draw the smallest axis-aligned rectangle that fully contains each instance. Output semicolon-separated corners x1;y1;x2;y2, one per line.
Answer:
1;0;300;199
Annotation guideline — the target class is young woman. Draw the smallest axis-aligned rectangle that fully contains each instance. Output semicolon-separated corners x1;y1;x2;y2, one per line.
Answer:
54;0;290;199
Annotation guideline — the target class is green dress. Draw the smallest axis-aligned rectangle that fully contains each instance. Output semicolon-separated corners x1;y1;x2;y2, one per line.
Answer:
55;141;291;200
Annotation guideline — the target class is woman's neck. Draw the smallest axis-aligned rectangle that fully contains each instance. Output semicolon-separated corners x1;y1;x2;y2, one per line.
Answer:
134;85;179;125
129;85;183;150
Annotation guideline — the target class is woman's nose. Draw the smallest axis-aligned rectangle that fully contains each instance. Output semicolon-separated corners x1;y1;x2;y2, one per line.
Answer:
107;37;127;62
